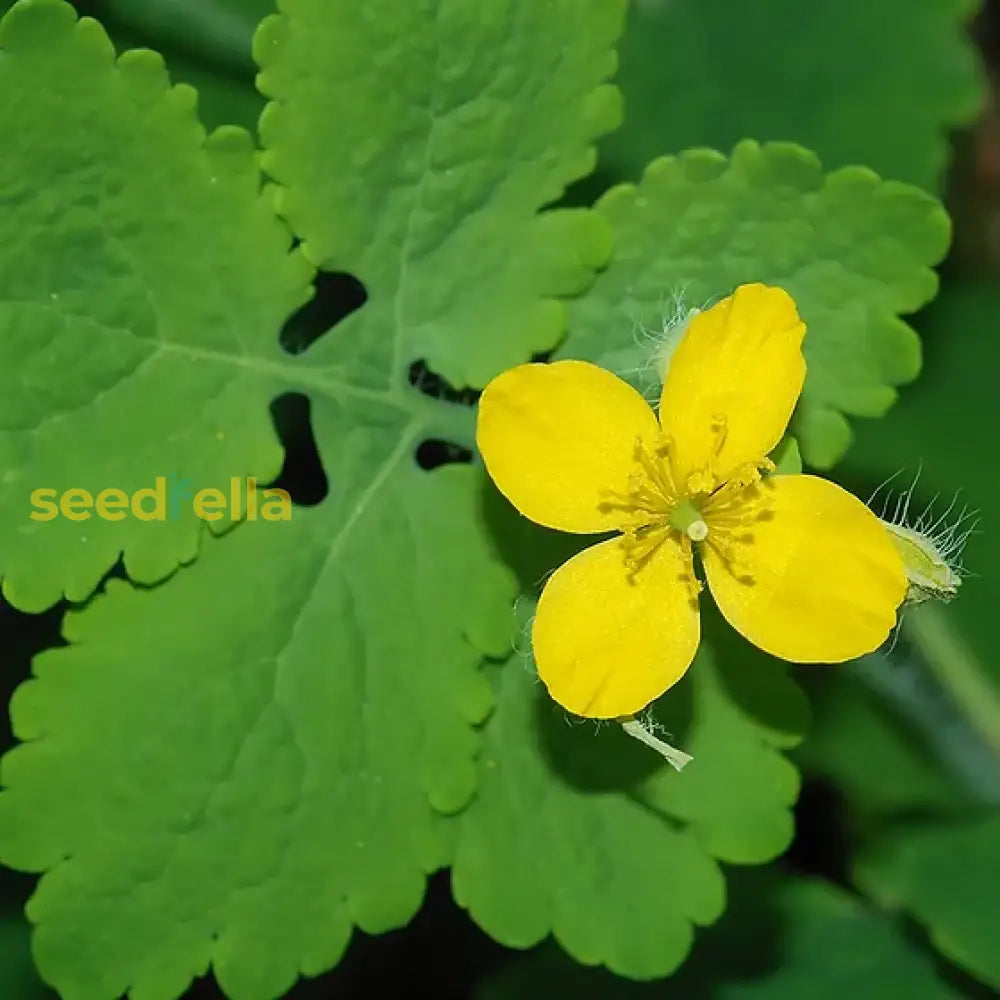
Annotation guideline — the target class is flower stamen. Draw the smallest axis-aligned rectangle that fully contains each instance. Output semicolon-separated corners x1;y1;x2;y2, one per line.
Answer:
621;525;670;574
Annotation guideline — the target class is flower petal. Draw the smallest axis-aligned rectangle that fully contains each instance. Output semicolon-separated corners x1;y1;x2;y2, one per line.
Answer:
533;535;700;718
477;360;660;533
659;284;806;488
703;475;906;662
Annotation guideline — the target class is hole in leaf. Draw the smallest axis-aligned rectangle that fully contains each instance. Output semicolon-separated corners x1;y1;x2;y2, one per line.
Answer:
408;359;479;406
0;597;66;753
414;438;473;470
268;393;329;506
280;271;367;355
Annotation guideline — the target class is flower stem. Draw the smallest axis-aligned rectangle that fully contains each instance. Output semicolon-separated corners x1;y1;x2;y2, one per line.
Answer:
852;652;1000;804
903;603;1000;755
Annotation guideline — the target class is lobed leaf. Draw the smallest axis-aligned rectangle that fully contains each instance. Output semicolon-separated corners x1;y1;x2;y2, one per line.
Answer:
477;869;962;1000
0;0;312;611
452;602;807;979
797;280;1000;987
0;0;626;997
856;815;1000;991
645;617;806;866
255;0;623;388
839;281;1000;685
0;476;511;1000
93;0;270;133
565;141;951;467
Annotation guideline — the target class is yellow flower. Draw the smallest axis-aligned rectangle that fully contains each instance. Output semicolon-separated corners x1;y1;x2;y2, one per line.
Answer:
477;283;907;719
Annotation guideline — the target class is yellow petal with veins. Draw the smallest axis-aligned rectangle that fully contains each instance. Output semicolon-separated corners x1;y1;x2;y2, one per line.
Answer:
533;535;700;717
702;475;906;662
659;283;806;489
477;360;660;534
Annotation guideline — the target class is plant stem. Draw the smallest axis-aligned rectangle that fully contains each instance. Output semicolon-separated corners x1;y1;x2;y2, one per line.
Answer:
903;603;1000;755
421;398;476;451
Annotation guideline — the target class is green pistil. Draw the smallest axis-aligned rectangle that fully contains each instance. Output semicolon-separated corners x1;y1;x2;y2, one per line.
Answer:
669;497;708;541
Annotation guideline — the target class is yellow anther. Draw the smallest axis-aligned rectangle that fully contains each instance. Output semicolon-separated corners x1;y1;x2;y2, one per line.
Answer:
687;470;715;494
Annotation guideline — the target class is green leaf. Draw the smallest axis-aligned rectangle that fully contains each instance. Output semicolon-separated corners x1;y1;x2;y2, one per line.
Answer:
452;602;807;979
108;26;264;134
255;0;623;387
565;141;950;467
0;0;620;613
477;869;961;1000
0;0;627;996
801;282;1000;990
856;814;1000;991
0;477;511;1000
0;0;313;612
159;55;263;135
453;643;723;979
794;665;973;820
840;281;1000;686
595;0;983;196
807;280;1000;820
646;616;806;865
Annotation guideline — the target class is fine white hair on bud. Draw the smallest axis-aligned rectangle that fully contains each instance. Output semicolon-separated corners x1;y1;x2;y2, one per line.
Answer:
871;470;978;606
651;303;701;384
615;287;704;402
